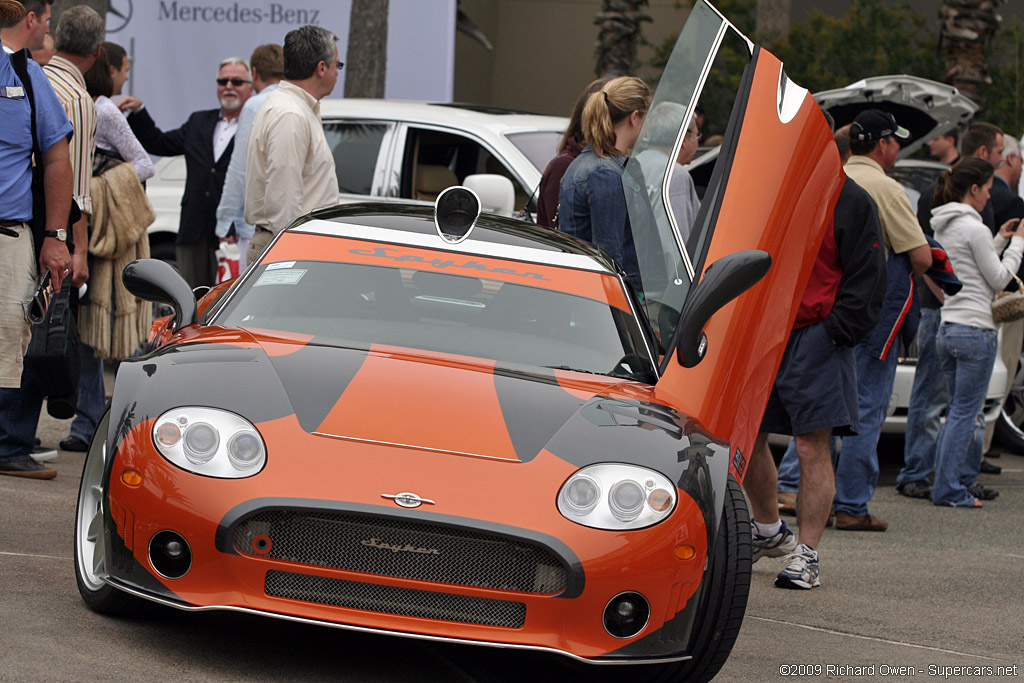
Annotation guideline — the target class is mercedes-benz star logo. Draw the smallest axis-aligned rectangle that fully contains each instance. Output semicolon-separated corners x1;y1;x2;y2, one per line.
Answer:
381;492;435;508
106;0;132;33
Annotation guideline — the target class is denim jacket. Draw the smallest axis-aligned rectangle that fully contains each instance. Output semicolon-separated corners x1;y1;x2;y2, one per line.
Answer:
557;146;641;285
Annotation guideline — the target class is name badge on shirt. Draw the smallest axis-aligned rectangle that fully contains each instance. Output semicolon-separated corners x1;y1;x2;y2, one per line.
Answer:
1;85;25;99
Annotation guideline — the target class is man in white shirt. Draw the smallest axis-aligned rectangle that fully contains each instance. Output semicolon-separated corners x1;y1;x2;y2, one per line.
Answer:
245;25;340;265
214;44;283;271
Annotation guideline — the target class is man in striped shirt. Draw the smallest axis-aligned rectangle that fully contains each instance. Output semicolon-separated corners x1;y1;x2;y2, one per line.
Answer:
42;5;102;286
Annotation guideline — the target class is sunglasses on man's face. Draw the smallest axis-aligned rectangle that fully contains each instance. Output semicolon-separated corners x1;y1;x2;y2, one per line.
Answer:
216;78;250;87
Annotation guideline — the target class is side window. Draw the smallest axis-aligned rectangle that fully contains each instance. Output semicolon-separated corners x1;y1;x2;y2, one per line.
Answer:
322;122;387;195
401;128;530;209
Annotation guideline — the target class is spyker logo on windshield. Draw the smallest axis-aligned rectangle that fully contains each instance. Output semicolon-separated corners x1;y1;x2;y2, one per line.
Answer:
361;538;441;555
382;492;435;508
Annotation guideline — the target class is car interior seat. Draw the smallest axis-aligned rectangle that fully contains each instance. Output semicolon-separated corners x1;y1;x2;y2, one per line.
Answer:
413;165;458;202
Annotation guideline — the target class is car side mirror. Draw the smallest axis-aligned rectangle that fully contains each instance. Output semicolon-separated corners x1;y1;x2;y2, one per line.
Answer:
122;258;198;333
462;174;516;216
675;250;772;368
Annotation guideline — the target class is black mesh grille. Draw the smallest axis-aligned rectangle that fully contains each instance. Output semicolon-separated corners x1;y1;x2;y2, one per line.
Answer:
265;570;526;627
232;510;567;594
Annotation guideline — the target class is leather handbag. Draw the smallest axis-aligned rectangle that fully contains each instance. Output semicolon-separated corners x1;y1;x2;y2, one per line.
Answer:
24;276;82;419
991;270;1024;323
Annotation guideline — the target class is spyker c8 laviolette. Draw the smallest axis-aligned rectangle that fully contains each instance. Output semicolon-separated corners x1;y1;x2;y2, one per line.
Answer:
74;3;844;681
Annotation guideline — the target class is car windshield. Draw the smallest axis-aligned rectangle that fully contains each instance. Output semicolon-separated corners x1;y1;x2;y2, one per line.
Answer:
505;131;564;173
214;249;653;379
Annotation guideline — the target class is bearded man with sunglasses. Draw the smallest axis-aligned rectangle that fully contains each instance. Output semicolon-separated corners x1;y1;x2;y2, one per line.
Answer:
119;57;253;288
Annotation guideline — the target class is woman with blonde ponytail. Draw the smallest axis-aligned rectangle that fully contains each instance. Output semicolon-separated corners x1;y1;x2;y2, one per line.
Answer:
929;157;1024;507
557;76;651;286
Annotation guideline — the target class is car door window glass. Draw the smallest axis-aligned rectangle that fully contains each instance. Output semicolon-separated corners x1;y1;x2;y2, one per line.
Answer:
323;122;387;195
624;2;751;345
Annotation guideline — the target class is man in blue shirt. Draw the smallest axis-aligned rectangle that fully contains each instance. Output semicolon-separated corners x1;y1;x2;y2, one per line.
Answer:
0;0;74;478
215;43;283;272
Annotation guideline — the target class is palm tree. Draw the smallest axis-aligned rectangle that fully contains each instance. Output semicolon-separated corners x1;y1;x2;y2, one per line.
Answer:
51;0;107;27
345;0;389;98
594;0;651;78
756;0;790;48
939;0;1002;107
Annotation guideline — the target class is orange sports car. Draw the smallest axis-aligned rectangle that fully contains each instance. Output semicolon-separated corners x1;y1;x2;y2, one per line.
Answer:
74;3;842;681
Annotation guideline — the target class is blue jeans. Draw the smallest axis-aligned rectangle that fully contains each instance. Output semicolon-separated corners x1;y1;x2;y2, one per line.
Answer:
777;436;840;493
833;343;900;516
0;361;45;463
67;344;105;443
932;323;997;506
898;308;947;487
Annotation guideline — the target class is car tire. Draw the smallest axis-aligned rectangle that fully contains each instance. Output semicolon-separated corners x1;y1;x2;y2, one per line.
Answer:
74;410;148;616
994;353;1024;452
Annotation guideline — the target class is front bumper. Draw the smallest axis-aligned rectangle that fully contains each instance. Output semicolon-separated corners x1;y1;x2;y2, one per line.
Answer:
100;424;711;662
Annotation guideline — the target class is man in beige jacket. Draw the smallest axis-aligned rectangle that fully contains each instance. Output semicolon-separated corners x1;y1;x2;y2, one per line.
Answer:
245;25;340;265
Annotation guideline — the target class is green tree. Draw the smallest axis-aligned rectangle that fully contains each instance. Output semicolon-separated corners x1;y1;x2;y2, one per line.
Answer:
776;0;942;93
982;19;1024;135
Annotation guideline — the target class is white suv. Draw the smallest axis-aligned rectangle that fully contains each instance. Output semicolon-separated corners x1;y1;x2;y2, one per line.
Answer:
144;100;568;261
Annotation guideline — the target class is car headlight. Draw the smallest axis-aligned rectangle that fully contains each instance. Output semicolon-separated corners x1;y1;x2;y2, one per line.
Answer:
152;407;266;478
557;464;676;530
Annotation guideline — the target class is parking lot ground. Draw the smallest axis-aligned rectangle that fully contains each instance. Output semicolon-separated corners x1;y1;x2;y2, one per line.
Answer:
3;395;1022;682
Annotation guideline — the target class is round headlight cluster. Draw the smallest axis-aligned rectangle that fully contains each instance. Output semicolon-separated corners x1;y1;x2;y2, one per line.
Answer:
557;464;676;530
152;407;266;478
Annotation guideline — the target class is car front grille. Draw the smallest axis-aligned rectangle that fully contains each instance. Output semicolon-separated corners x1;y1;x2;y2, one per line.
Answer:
232;509;567;594
265;570;526;627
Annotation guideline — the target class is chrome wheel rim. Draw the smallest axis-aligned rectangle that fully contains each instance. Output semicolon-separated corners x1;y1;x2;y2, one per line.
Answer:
75;419;108;592
1000;356;1024;440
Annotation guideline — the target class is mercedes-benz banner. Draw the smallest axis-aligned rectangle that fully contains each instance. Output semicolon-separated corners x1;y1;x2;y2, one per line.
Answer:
107;0;456;128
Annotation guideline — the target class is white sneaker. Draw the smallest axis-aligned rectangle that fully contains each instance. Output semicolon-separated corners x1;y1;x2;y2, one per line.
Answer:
751;519;797;563
775;543;820;589
30;446;58;463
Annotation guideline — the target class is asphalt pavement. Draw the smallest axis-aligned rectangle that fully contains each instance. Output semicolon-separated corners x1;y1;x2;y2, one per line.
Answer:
2;375;1022;682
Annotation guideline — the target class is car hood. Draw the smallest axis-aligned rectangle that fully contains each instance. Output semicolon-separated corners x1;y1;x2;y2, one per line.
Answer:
814;74;978;158
114;327;669;464
277;341;630;463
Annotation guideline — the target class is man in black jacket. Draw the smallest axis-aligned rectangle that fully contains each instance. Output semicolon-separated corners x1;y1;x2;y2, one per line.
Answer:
743;115;887;590
119;57;253;287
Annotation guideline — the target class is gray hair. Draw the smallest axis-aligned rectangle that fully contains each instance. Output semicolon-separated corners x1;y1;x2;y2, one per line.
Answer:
283;25;338;80
217;56;251;80
53;5;104;57
1003;134;1021;158
643;101;689;149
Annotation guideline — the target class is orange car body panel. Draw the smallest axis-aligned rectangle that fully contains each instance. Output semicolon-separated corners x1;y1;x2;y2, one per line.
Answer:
655;50;844;482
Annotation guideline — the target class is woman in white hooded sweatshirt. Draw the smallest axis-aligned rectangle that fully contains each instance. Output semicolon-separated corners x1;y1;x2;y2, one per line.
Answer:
931;157;1024;507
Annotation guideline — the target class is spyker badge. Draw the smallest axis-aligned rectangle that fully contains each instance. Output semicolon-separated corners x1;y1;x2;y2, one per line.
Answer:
382;492;435;508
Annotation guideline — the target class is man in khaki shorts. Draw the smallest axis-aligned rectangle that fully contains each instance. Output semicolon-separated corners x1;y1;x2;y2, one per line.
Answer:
0;0;74;479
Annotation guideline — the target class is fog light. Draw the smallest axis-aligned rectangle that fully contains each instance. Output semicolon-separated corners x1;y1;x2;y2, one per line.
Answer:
603;591;650;638
149;531;192;579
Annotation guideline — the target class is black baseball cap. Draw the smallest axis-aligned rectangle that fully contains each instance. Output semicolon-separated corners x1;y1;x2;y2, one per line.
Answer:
850;109;910;142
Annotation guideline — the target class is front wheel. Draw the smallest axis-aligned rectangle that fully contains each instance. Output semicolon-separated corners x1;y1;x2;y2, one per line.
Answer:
74;410;147;615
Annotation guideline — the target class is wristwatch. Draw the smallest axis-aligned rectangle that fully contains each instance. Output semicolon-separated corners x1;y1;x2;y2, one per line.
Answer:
44;229;67;241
